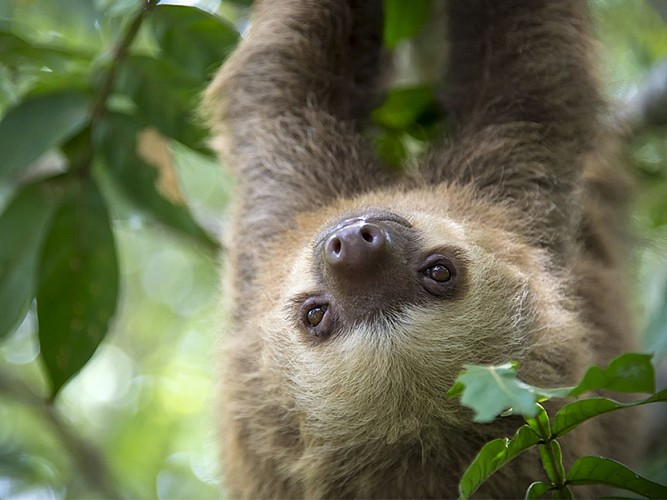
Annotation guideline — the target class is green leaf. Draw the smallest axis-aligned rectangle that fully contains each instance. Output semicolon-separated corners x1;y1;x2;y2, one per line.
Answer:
566;457;667;499
0;90;89;180
451;353;659;423
525;481;554;499
372;86;435;130
96;113;218;251
0;30;92;72
525;404;551;440
150;4;238;82
383;0;430;49
552;388;667;437
36;178;119;397
458;425;541;499
116;55;207;150
0;182;58;339
568;352;656;396
539;440;565;485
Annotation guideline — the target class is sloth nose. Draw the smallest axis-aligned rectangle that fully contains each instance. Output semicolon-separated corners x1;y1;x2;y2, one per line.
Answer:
323;221;389;274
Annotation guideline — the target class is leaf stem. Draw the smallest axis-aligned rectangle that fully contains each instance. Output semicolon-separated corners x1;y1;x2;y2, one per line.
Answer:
73;0;159;176
91;0;159;121
534;416;571;498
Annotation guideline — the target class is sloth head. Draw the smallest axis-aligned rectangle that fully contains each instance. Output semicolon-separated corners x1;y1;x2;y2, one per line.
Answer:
252;186;588;445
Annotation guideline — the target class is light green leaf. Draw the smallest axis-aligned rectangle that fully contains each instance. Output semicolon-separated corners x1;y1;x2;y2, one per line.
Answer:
0;90;89;180
567;352;655;396
553;389;667;437
524;481;554;499
566;457;667;498
450;362;568;422
36;179;119;397
0;182;58;339
458;425;540;499
383;0;430;49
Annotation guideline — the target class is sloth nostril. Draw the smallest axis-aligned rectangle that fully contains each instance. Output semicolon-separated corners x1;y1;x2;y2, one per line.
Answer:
331;237;342;255
361;228;375;243
323;221;389;271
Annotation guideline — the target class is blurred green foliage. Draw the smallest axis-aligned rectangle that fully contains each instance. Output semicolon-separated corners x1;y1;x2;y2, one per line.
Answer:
0;0;666;498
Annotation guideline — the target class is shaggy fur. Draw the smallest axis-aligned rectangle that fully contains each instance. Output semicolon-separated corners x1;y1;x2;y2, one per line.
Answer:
204;0;636;497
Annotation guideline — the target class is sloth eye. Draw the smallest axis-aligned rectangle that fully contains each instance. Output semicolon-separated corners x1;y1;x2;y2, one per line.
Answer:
300;297;333;337
306;305;327;326
425;264;451;282
419;254;458;298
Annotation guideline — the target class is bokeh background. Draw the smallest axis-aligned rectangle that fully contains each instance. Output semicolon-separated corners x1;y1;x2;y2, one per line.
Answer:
0;0;666;498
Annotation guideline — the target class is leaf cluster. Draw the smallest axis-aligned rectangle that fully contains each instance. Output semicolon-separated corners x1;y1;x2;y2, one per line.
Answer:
449;353;667;498
0;0;239;397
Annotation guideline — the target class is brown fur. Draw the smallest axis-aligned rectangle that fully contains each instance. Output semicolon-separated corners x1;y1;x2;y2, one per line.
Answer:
204;0;637;497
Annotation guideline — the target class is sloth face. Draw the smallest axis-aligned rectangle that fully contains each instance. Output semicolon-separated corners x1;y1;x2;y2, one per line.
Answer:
253;187;584;438
294;209;469;340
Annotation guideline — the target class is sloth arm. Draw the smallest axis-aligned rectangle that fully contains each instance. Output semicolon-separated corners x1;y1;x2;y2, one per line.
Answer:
205;0;391;244
427;1;604;255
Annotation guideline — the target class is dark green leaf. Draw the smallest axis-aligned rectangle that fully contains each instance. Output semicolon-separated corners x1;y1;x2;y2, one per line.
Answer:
553;485;573;499
566;457;667;498
383;0;430;49
525;481;554;499
116;55;207;150
539;440;565;485
553;389;667;437
568;352;656;396
0;90;89;180
96;113;218;251
151;4;238;81
0;183;58;339
458;425;541;499
36;179;119;397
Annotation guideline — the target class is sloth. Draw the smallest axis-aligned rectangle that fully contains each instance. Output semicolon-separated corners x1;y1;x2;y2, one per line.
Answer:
204;0;637;497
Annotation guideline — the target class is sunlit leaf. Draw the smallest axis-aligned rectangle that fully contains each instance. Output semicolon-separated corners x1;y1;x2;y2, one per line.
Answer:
568;353;655;396
448;362;569;422
566;457;667;498
458;425;540;499
0;182;58;339
0;90;89;180
383;0;430;49
96;113;218;251
553;389;667;437
36;179;119;397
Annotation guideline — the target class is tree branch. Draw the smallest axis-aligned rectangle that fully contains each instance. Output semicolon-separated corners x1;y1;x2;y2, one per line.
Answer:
0;367;125;498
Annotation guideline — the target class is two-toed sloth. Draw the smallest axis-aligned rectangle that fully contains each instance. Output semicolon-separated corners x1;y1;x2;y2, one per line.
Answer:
204;0;637;497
